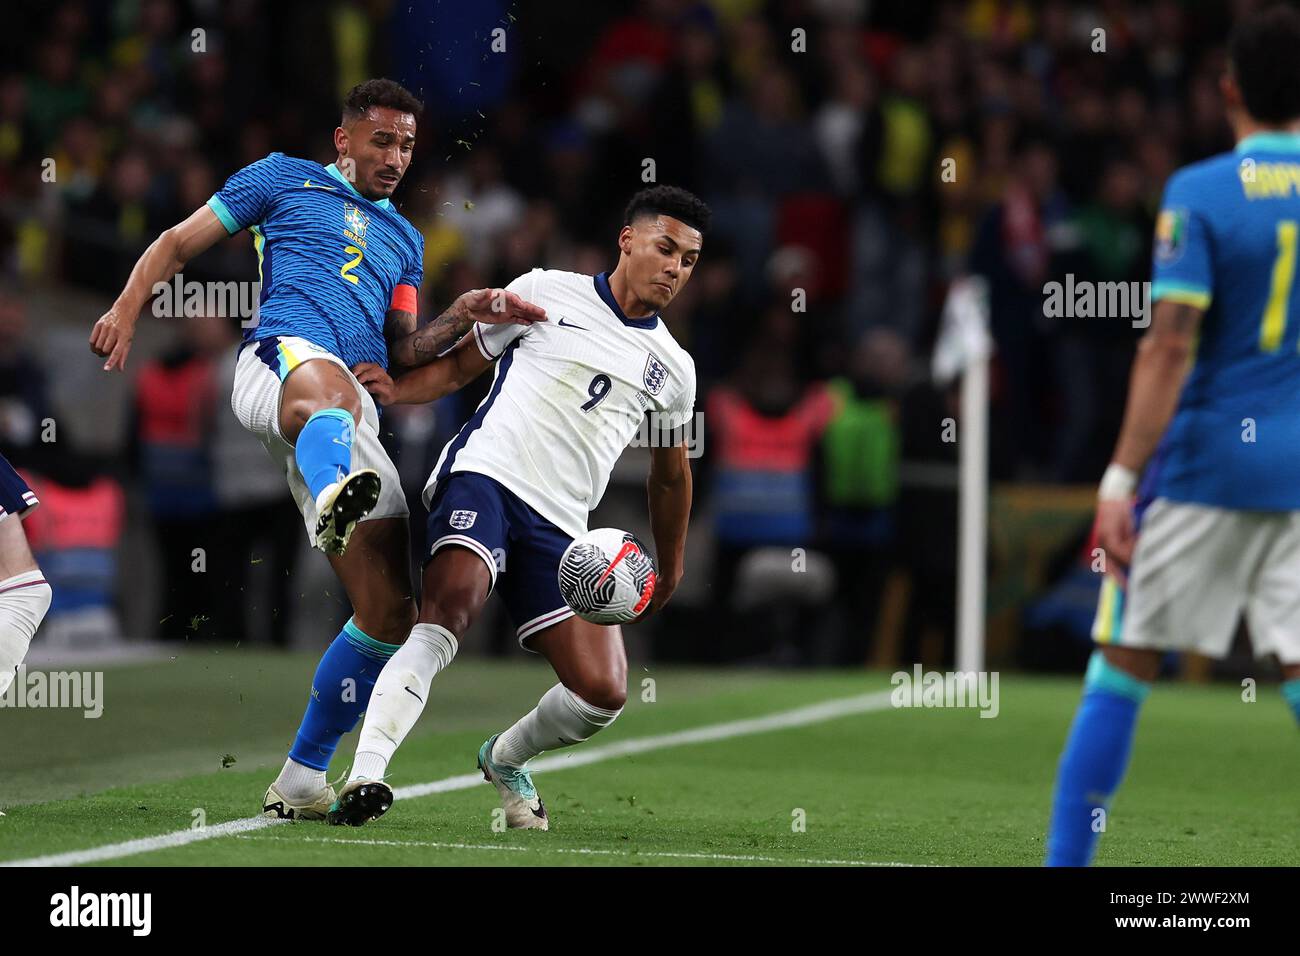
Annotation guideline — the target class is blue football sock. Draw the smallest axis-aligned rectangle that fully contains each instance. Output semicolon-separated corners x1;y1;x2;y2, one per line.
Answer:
289;618;400;772
1045;651;1150;866
1282;678;1300;726
294;408;355;501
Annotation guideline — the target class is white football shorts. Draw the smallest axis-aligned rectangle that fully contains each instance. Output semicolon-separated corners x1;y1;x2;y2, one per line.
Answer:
1093;497;1300;663
230;335;407;543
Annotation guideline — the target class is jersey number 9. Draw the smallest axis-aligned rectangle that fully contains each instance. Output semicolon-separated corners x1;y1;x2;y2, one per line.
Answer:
582;374;612;411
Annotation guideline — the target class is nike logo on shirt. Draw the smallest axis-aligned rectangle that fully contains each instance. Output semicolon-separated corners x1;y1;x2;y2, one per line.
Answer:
302;180;337;191
557;317;587;330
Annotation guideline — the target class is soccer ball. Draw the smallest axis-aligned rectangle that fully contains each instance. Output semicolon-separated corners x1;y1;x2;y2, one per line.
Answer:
557;528;657;624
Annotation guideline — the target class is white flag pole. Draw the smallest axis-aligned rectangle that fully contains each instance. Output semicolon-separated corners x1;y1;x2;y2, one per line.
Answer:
933;277;992;674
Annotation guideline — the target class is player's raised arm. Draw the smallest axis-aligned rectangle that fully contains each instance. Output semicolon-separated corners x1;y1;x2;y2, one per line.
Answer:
385;287;547;371
89;204;229;371
643;440;692;616
355;327;493;405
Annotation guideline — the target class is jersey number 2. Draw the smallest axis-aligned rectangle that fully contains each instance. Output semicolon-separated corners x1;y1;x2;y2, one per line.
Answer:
1261;220;1298;352
340;245;364;285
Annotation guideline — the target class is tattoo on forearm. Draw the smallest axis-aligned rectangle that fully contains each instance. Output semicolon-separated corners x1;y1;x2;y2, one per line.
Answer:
384;308;416;341
390;303;471;367
411;306;471;357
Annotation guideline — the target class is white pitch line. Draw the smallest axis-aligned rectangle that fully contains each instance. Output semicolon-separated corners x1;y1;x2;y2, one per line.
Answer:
236;833;929;867
1;689;895;867
2;816;289;867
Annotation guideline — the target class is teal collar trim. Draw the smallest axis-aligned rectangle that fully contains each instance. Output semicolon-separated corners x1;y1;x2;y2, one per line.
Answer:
325;162;393;210
1235;131;1300;154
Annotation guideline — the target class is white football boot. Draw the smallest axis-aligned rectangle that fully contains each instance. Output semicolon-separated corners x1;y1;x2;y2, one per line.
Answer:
261;782;337;821
477;734;549;830
313;468;382;555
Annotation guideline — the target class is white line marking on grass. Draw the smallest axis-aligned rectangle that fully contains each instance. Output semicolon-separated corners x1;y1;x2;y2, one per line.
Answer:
2;689;895;867
3;816;288;867
235;833;930;867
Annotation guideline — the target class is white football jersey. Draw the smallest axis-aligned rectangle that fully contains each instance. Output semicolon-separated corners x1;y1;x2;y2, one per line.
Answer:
423;269;697;538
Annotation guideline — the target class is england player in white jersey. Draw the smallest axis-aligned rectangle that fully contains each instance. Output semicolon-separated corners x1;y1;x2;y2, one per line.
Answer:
327;186;706;829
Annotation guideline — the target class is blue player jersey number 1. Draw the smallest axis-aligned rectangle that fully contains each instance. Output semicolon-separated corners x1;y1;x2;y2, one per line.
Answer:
1261;219;1298;352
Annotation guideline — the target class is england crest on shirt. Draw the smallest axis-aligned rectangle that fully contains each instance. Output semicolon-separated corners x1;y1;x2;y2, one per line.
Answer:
643;353;668;396
449;509;477;530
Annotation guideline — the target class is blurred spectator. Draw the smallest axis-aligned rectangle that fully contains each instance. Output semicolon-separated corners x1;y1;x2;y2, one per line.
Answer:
814;57;880;198
706;65;828;199
968;133;1069;478
209;321;299;646
26;37;87;149
441;148;526;272
646;8;730;191
816;328;909;665
705;318;836;660
0;74;36;172
1050;155;1149;481
65;149;166;291
129;315;222;641
0;292;52;468
873;45;936;213
21;447;126;650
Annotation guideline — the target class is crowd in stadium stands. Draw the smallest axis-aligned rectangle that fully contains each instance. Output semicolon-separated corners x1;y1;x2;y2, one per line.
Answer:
0;0;1245;661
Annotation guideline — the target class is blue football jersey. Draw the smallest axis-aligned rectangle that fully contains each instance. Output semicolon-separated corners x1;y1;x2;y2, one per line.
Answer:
207;152;424;369
1144;131;1300;511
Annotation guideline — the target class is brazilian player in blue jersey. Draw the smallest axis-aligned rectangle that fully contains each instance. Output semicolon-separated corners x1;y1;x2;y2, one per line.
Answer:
1046;7;1300;866
89;79;545;820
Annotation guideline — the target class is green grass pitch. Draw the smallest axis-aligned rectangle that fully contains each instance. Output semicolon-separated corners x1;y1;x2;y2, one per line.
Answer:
1;649;1296;866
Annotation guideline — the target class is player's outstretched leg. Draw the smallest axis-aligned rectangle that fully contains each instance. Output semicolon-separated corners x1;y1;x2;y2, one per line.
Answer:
1045;646;1156;866
0;506;52;696
263;516;416;820
327;546;488;826
480;617;627;831
280;359;378;556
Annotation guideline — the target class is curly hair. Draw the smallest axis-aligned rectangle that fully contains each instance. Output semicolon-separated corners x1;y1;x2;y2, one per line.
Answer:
342;78;423;123
623;185;712;234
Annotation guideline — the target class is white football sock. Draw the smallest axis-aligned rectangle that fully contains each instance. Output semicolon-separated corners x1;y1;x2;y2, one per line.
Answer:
273;757;327;802
492;683;622;768
0;570;52;696
349;623;458;782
